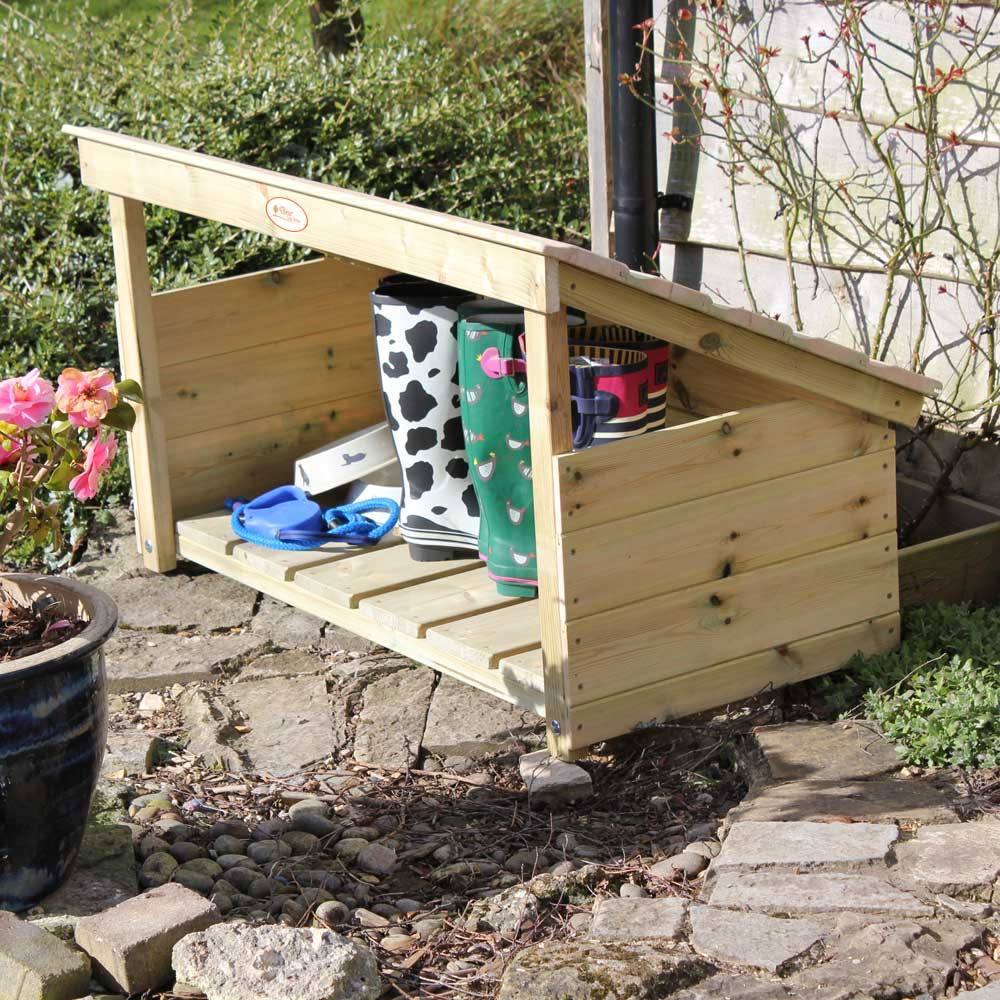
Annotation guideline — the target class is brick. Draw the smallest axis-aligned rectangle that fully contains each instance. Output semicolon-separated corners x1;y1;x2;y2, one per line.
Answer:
0;913;91;1000
74;883;220;994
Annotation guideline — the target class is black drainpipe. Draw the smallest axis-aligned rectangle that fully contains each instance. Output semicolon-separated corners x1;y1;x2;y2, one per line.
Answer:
609;0;658;273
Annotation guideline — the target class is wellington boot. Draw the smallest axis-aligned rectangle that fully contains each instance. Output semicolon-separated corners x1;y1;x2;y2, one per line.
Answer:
371;275;478;561
568;344;650;447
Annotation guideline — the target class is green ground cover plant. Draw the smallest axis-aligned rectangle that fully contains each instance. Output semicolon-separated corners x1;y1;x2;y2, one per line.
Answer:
805;602;1000;769
0;0;586;565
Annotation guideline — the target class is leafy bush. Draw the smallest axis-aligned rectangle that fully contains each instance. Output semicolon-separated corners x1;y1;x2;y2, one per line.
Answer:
807;603;1000;769
0;0;586;562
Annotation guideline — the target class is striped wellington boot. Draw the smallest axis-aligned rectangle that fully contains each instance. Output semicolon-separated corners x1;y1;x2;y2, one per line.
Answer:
371;275;478;561
568;344;650;447
570;326;670;431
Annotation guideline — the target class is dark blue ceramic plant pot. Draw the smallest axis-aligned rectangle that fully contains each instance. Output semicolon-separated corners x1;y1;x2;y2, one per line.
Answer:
0;574;116;912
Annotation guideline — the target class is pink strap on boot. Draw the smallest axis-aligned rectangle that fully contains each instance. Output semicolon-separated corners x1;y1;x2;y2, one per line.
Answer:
480;347;527;379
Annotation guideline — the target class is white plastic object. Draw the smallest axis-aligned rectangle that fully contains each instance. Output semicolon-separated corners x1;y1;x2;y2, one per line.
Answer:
294;422;399;496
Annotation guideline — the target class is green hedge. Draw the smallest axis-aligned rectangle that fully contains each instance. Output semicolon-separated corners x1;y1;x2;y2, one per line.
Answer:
0;0;586;563
0;0;587;377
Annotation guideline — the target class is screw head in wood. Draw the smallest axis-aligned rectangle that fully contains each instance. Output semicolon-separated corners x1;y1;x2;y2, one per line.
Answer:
144;539;153;553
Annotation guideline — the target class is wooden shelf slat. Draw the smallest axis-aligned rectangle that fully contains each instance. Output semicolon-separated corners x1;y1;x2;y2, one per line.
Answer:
294;543;482;609
498;648;546;694
359;569;527;638
426;601;542;670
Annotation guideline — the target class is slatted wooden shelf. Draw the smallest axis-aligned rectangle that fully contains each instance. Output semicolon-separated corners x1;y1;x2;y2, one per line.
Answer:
176;514;546;713
67;126;940;759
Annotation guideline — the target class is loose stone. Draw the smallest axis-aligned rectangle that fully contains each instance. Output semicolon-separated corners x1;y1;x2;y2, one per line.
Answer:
650;852;709;879
288;799;329;821
549;861;576;877
217;854;257;872
619;883;649;899
315;900;350;925
138;836;171;861
341;826;380;842
140;852;178;889
505;849;549;875
169;843;207;863
179;859;223;880
413;918;445;938
173;871;215;895
396;898;422;914
372;903;399;919
208;820;252;841
213;836;248;856
253;819;289;841
247;840;292;865
221;867;259;893
291;814;341;838
353;908;390;928
281;831;321;855
248;878;276;900
334;838;369;863
382;934;416;953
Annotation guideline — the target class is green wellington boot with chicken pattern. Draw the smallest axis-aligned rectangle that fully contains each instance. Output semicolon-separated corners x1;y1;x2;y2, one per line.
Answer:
457;308;537;597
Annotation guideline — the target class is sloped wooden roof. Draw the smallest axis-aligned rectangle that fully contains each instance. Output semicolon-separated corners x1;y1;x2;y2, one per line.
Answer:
64;126;938;425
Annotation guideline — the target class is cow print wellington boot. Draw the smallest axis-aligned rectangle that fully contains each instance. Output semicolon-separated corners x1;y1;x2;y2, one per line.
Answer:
371;275;479;561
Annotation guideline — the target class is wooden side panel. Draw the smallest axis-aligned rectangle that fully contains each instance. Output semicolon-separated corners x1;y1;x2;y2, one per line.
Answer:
152;259;386;519
556;399;892;532
564;533;898;706
562;450;896;620
151;257;387;367
567;615;900;749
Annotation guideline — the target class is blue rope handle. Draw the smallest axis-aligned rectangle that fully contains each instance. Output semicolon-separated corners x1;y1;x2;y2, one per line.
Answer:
225;497;400;552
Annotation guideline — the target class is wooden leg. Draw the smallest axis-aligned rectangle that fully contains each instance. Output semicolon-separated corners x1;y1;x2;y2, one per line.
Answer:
109;196;176;572
524;307;575;760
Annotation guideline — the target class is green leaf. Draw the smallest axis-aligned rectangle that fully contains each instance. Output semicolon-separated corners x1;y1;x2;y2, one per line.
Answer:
47;460;75;492
116;379;144;403
102;401;137;432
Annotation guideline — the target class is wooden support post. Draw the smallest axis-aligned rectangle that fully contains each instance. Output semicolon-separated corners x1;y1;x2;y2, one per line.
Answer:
108;196;176;571
584;0;612;257
524;307;577;759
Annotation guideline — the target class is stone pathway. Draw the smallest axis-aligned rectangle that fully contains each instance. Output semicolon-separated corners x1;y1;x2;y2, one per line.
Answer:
7;511;1000;999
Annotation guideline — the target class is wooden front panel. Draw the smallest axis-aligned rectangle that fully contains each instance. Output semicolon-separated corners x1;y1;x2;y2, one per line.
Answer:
149;257;387;519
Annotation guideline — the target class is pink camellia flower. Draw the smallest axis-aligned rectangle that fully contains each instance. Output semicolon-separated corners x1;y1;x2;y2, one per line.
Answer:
0;369;56;429
55;367;119;428
70;430;118;501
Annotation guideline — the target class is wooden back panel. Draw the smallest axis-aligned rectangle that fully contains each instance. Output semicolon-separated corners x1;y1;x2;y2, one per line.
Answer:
149;257;388;518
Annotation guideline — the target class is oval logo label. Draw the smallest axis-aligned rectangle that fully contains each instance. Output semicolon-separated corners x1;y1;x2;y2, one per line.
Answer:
265;196;308;233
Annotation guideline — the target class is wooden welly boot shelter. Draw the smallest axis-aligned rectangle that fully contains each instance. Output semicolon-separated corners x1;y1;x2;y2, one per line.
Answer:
65;126;939;760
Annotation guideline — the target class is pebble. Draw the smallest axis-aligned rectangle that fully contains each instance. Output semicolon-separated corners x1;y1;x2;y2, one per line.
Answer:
174;870;215;895
396;898;422;915
179;858;223;879
652;851;709;878
139;852;178;888
217;854;257;872
686;822;715;841
432;845;455;864
294;870;342;891
382;934;416;953
353;907;390;928
574;845;603;860
169;842;207;863
213;879;239;898
685;840;722;861
129;792;172;812
214;835;249;856
222;867;260;893
372;903;399;919
356;842;398;876
315;900;350;925
445;960;475;975
297;888;334;906
138;692;165;713
505;849;548;874
248;877;277;900
134;802;171;824
211;893;234;915
342;825;380;842
288;799;329;820
253;818;289;841
569;912;592;932
549;861;576;877
413;918;445;938
619;883;649;899
290;813;340;838
208;819;252;841
247;839;292;864
281;831;320;855
334;838;369;863
154;819;195;843
281;899;307;922
137;835;170;861
555;832;577;853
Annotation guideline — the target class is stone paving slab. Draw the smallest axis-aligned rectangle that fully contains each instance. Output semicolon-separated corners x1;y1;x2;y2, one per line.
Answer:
727;778;957;826
238;649;327;682
708;871;933;917
963;984;1000;998
752;722;902;783
713;821;898;870
249;596;325;649
422;676;543;759
497;941;712;1000
689;905;824;973
225;674;336;776
589;897;688;941
106;572;257;632
893;821;1000;898
105;630;266;693
0;913;92;1000
353;668;436;769
672;974;791;1000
